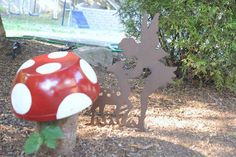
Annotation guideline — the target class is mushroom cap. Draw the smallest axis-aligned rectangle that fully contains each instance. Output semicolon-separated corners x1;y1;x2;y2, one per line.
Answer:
11;51;100;121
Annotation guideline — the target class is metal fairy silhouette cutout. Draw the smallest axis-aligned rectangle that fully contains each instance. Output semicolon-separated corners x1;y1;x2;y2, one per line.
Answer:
90;13;176;130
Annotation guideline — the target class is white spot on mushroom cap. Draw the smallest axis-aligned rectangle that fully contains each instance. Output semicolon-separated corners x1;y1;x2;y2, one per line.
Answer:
56;93;92;119
80;59;97;84
17;59;35;73
48;51;68;59
11;83;32;115
36;63;62;74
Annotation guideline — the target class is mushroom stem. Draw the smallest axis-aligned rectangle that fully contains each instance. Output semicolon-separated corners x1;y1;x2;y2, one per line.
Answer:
36;114;79;156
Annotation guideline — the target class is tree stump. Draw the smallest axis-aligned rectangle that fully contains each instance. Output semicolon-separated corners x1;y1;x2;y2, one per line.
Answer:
0;15;7;49
36;114;79;156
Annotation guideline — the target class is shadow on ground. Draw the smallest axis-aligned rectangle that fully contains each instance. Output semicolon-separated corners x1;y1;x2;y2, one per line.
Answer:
75;136;205;157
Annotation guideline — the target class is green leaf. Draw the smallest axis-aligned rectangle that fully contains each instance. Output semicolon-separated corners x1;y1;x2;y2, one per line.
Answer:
24;133;43;155
232;42;236;50
41;125;63;140
45;138;58;149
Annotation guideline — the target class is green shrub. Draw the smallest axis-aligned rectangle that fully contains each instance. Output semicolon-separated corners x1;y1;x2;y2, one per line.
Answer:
118;0;236;92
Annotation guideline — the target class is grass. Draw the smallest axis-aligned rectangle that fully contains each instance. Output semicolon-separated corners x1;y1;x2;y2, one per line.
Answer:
2;13;80;36
1;13;125;46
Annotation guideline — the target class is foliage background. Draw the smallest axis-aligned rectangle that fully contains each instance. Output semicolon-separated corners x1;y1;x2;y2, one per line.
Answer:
118;0;236;92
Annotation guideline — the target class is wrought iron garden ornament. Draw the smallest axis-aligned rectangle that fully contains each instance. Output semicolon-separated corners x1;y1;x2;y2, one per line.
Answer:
91;13;176;131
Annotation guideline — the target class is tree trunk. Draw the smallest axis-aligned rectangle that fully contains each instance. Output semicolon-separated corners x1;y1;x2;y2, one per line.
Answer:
37;114;79;156
0;15;6;49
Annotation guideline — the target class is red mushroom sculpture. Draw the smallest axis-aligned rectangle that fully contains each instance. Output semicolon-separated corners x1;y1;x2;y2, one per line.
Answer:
11;51;99;121
10;51;100;155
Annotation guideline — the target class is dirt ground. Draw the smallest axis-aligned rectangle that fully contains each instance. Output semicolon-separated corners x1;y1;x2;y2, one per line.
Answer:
0;40;235;157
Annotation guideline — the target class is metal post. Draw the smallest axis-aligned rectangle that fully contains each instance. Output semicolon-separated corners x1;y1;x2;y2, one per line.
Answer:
33;0;37;13
61;0;66;26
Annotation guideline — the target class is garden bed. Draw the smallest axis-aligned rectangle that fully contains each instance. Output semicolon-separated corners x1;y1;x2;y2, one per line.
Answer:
0;40;235;156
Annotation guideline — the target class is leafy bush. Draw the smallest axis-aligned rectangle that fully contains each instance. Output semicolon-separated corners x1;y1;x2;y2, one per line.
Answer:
118;0;236;91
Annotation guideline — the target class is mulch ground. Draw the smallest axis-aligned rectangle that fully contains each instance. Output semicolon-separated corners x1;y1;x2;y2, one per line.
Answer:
0;39;235;157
